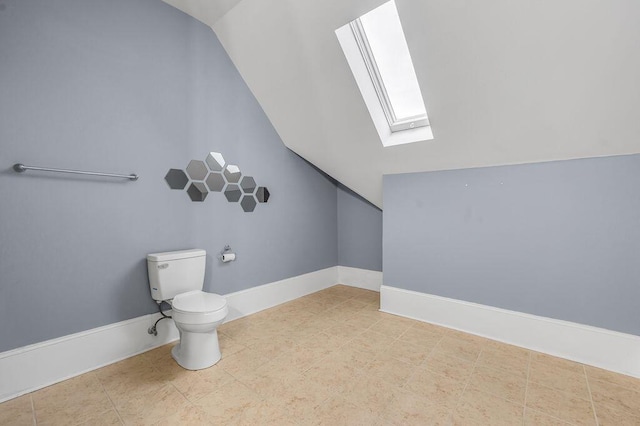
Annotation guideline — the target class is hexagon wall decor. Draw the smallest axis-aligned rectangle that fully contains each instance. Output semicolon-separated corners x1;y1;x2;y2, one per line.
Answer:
224;184;242;202
186;160;208;181
223;164;242;184
187;182;208;202
240;176;256;194
256;186;270;203
206;152;225;172
205;172;225;192
240;194;257;212
166;151;270;211
165;169;188;190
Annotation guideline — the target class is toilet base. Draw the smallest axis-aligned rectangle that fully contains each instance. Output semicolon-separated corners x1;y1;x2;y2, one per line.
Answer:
172;328;222;370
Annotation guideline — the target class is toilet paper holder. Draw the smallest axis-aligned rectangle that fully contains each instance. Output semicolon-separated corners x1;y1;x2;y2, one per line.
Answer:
218;245;236;262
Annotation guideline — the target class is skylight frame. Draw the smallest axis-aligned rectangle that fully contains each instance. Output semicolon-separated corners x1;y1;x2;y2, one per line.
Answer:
349;12;429;133
335;2;434;147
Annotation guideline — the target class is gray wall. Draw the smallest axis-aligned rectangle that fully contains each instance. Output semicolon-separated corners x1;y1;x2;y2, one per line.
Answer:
383;155;640;336
337;184;382;271
0;0;338;352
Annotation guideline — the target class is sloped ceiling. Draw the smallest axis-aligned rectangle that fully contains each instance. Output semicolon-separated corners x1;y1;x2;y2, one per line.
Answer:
162;0;242;26
163;0;640;208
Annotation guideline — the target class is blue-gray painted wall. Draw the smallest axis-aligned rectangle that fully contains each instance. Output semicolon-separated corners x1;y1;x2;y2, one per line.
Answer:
0;0;340;352
337;184;382;271
383;154;640;336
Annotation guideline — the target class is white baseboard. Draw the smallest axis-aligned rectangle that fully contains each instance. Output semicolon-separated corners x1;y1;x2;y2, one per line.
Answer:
0;312;179;403
337;266;382;291
380;285;640;378
0;267;342;403
224;266;338;322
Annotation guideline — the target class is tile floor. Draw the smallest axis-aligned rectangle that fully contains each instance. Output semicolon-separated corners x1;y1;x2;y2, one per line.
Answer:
2;285;640;425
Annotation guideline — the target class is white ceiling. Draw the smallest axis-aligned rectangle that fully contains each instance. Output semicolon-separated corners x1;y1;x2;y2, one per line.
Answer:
164;0;640;208
162;0;242;27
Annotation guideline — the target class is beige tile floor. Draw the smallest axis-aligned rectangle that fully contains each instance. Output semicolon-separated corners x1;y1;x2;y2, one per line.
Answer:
2;285;640;425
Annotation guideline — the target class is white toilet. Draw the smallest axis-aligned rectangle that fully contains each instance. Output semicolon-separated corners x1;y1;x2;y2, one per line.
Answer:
147;249;228;370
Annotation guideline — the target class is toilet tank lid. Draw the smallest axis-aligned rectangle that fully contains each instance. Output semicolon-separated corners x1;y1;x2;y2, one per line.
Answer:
147;249;206;262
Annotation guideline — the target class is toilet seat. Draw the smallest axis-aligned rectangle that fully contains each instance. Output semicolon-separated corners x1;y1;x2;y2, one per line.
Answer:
172;290;227;313
171;290;228;325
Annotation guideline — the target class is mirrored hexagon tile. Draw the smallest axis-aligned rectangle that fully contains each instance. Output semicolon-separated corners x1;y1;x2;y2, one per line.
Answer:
186;160;208;181
224;184;242;202
166;153;270;209
165;169;189;190
223;165;242;184
256;186;270;203
241;194;257;212
206;172;225;192
240;176;256;194
187;182;208;202
206;152;225;172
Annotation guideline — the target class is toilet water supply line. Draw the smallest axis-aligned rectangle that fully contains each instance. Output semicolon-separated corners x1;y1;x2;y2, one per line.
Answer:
148;301;172;336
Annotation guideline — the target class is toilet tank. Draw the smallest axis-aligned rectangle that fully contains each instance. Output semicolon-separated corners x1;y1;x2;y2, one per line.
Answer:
147;249;206;301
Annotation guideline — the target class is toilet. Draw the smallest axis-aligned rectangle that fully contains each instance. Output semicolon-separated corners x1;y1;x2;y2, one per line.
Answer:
147;249;228;370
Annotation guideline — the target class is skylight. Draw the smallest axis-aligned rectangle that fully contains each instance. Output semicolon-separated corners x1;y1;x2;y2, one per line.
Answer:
353;1;428;132
336;0;433;146
336;0;433;147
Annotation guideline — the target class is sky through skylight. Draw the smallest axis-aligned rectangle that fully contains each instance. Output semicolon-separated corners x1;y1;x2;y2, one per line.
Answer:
359;1;426;120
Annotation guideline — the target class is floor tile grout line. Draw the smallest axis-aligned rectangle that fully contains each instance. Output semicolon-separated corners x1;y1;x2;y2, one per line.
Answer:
584;365;599;426
522;351;532;425
524;407;577;425
428;343;485;367
94;371;126;426
524;372;599;425
526;376;595;403
397;333;444;391
584;370;640;393
455;349;530;407
29;394;36;426
167;375;193;408
451;346;483;420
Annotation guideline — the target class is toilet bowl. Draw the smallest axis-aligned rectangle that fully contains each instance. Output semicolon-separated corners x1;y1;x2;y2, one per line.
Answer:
170;290;228;370
147;249;228;370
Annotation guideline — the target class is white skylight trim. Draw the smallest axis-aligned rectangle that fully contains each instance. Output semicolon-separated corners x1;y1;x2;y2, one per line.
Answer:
355;1;428;131
336;1;433;147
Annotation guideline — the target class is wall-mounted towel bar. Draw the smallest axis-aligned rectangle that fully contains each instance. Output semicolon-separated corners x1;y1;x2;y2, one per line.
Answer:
13;163;139;181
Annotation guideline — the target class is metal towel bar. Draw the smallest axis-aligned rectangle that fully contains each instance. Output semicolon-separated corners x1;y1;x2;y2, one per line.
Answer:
13;163;138;181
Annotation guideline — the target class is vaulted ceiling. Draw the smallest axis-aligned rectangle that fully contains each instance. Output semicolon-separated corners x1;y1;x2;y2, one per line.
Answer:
164;0;640;208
